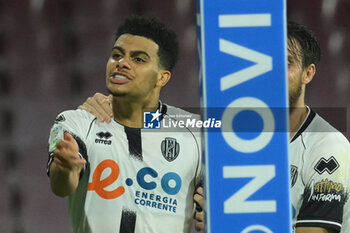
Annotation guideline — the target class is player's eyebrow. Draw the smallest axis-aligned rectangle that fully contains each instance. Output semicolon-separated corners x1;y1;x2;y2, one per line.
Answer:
112;46;125;54
112;46;151;60
130;51;151;60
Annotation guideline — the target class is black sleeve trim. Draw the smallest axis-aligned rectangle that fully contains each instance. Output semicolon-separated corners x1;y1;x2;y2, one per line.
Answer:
46;152;54;176
71;134;89;179
296;220;341;232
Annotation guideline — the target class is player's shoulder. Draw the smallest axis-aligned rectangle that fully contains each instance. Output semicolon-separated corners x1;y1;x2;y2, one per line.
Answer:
52;109;99;138
303;113;350;154
162;103;201;140
55;109;96;121
306;113;349;144
163;103;200;120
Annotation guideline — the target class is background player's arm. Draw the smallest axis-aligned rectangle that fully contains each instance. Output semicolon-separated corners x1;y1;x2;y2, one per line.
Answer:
193;186;204;232
49;133;86;197
296;227;335;233
78;92;113;123
295;134;350;233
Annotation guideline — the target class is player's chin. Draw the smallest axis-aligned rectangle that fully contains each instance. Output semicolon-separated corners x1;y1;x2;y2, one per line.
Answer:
106;87;128;97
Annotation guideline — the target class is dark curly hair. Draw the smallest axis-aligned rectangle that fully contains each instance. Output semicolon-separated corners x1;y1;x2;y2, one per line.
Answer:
288;20;321;69
116;15;179;71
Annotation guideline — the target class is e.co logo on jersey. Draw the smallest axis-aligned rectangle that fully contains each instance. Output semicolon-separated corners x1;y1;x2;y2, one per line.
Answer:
88;159;182;199
88;159;125;199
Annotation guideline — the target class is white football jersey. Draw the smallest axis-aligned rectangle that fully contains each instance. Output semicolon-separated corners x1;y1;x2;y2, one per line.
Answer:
47;103;202;233
290;107;350;232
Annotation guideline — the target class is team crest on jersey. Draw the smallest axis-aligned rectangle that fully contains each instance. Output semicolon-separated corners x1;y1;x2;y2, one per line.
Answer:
55;114;66;123
290;165;298;188
161;137;180;162
314;156;339;174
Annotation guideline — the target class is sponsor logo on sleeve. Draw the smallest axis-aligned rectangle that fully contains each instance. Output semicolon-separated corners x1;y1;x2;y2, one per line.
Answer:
307;179;345;202
314;156;339;174
49;125;64;152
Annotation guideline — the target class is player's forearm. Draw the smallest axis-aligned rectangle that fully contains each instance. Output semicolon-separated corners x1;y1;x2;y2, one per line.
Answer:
49;161;80;197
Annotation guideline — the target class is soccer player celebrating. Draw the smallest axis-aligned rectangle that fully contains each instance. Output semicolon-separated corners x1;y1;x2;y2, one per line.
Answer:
47;15;202;233
79;20;350;233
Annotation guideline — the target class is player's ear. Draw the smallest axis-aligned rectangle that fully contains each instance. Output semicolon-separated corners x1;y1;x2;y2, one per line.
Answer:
156;70;171;87
303;63;316;84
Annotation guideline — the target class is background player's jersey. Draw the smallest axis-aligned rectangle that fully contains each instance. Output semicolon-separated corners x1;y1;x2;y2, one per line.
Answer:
290;107;350;232
47;104;202;233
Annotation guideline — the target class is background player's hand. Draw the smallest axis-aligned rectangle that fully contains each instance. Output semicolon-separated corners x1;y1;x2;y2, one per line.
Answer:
194;186;205;231
78;92;113;123
52;133;86;174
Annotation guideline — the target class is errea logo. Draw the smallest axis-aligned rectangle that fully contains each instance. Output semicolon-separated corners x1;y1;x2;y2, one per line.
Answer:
314;156;339;174
95;131;112;145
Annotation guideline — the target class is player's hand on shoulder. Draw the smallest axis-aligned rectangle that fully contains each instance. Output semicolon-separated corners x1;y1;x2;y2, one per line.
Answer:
52;133;86;173
78;92;113;123
194;186;205;232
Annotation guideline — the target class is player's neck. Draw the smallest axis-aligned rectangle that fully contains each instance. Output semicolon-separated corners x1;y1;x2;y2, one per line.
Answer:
289;98;308;140
111;96;159;128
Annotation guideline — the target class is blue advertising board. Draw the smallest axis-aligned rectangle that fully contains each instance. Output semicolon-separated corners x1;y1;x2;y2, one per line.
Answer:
197;0;291;232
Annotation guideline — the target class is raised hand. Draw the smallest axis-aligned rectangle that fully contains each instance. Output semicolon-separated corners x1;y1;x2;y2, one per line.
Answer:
53;133;86;173
50;133;86;197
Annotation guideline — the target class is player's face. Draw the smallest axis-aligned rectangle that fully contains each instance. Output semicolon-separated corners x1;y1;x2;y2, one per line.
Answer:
106;34;163;99
287;44;304;108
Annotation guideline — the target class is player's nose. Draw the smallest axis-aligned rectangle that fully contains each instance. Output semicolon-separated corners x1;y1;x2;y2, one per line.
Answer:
116;57;131;70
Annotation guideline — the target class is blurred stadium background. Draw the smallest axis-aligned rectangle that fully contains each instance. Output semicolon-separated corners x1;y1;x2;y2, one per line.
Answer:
0;0;349;232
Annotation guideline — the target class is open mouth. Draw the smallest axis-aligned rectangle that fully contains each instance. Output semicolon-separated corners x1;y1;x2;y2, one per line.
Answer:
110;74;130;84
